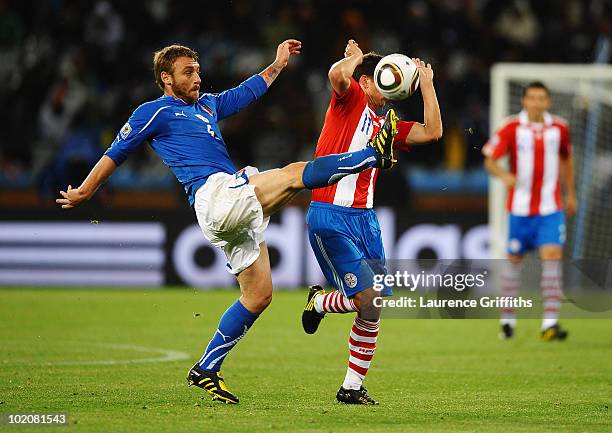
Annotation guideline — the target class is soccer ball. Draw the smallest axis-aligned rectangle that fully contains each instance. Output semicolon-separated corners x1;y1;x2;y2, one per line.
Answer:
374;54;420;100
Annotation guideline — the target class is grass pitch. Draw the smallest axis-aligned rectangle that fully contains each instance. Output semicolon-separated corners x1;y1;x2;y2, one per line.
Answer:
0;289;610;433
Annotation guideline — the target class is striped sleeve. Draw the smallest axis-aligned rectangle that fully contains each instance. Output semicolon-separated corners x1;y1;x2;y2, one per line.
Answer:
105;103;168;166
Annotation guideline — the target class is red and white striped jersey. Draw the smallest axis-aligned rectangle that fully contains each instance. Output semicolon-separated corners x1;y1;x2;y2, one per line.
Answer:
311;78;414;208
483;110;571;216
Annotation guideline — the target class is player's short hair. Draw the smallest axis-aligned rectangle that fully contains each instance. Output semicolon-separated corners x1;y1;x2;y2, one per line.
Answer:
353;52;383;81
153;44;199;90
522;81;550;97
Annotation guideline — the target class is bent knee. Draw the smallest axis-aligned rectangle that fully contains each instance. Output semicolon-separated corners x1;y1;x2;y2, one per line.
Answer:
243;291;273;314
354;289;381;319
253;293;273;313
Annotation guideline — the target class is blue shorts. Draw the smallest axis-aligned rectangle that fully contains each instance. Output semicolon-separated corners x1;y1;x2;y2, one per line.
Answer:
307;202;389;298
508;211;566;255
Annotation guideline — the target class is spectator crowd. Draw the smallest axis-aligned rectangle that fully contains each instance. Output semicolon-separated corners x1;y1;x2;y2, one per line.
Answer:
0;0;609;204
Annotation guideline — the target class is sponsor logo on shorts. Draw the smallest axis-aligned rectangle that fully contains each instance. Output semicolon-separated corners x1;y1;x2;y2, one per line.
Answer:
344;273;358;288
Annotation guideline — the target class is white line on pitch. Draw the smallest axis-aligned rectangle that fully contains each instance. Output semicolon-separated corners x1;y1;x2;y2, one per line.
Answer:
1;342;189;366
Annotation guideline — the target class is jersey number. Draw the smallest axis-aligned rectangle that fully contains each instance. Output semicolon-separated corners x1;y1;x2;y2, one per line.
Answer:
360;112;372;136
195;114;215;138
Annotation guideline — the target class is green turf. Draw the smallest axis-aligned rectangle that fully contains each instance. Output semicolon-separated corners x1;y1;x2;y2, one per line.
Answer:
0;289;610;433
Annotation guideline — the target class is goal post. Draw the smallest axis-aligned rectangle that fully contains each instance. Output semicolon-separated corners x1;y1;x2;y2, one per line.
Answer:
489;63;612;259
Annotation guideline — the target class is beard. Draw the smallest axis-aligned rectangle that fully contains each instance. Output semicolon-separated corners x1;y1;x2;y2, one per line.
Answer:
171;82;198;104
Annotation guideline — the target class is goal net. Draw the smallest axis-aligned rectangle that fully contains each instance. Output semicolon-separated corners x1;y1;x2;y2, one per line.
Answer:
489;63;612;259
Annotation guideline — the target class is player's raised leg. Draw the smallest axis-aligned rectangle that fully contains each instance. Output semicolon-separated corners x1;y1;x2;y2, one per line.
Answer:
249;108;398;217
302;286;357;334
188;242;273;404
302;227;366;335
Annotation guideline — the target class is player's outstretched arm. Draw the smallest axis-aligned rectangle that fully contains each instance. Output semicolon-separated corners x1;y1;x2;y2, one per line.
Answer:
55;155;117;209
328;39;363;96
259;39;301;87
405;59;443;145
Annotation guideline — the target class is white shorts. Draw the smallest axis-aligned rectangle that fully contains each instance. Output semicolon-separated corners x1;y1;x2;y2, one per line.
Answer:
194;166;269;275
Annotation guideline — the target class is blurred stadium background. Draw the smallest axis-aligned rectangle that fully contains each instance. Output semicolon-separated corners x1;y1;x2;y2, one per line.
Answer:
0;0;611;288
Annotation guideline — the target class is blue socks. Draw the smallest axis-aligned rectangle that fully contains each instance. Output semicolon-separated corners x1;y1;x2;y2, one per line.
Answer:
198;299;258;372
302;147;377;189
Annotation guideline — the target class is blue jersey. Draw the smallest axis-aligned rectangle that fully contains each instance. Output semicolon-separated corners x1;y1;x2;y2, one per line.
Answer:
104;74;268;205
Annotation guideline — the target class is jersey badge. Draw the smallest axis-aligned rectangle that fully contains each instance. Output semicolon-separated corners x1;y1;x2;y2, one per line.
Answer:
344;273;358;288
119;122;132;140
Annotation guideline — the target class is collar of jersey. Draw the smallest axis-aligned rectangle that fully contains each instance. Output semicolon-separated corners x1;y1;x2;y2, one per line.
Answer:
519;110;553;127
160;95;192;105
